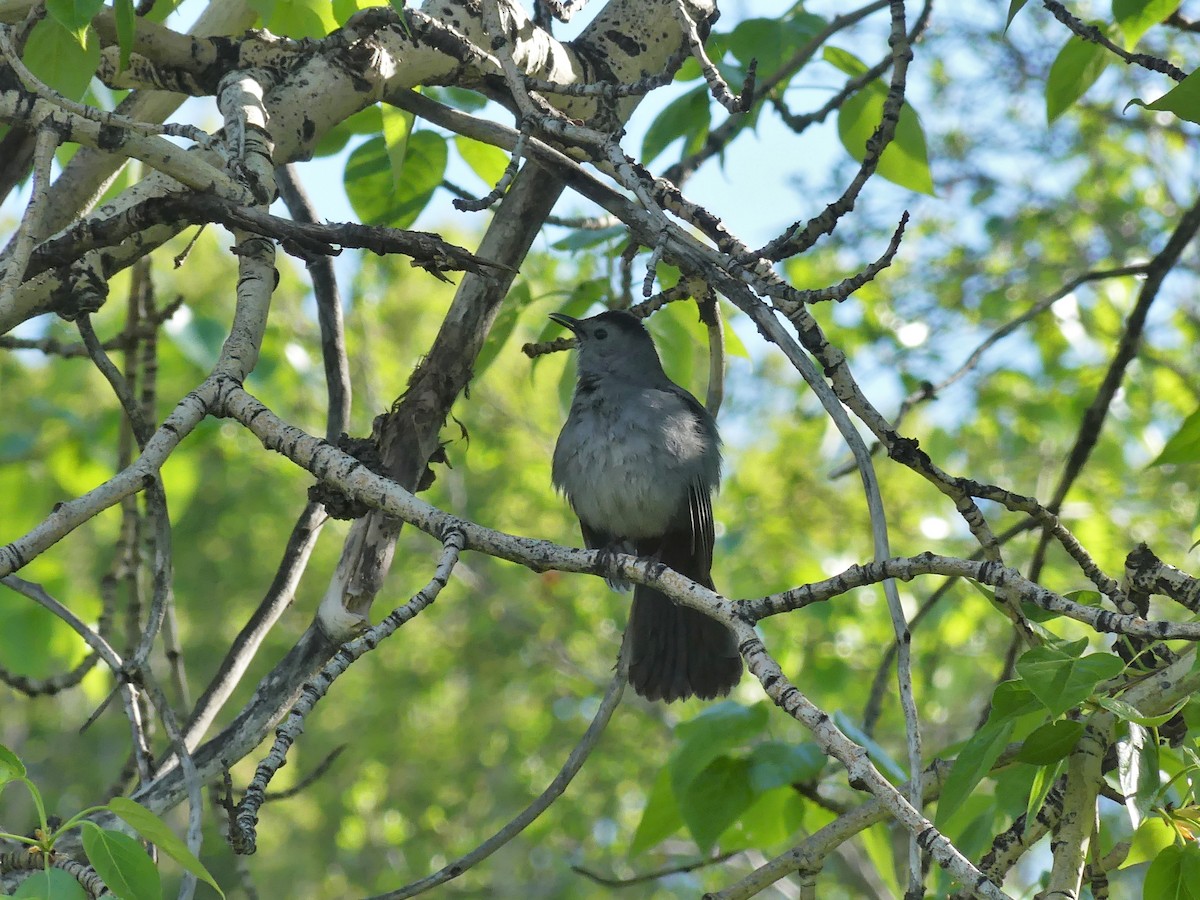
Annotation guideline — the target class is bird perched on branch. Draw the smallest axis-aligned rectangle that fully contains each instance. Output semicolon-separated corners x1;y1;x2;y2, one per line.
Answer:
550;309;741;702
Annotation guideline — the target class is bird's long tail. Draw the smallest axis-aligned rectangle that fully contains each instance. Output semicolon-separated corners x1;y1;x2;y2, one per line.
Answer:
625;536;741;702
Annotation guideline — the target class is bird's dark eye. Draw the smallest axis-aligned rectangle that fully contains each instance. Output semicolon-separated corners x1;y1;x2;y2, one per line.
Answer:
594;328;608;340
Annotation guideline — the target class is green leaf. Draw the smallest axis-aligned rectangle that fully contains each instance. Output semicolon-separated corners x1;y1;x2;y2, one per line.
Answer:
311;105;383;158
1115;723;1158;830
81;824;161;900
424;86;488;112
642;87;710;164
716;784;805;849
344;131;447;229
473;282;529;378
380;102;414;191
114;0;135;72
12;867;89;899
1098;695;1189;727
1015;720;1083;765
725;15;825;77
1151;406;1200;466
936;717;1015;827
0;744;27;783
1113;0;1176;49
676;754;756;852
937;681;1045;827
1123;816;1177;868
747;741;826;793
454;135;511;188
1144;843;1200;899
629;765;683;855
1137;67;1200;125
1046;36;1109;123
22;18;100;101
44;0;104;32
669;701;769;796
550;225;627;252
1006;0;1030;29
108;797;225;897
1022;758;1064;836
827;49;935;195
1015;643;1125;717
248;0;338;38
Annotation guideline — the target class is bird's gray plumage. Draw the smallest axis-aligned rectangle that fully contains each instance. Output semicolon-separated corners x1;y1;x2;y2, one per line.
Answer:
551;310;741;702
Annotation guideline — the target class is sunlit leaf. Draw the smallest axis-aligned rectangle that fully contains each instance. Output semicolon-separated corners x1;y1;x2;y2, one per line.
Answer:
1015;642;1125;717
108;797;225;897
345;131;447;228
81;824;160;900
1113;0;1177;49
826;48;935;194
22;18;100;100
1151;405;1200;465
1046;36;1108;122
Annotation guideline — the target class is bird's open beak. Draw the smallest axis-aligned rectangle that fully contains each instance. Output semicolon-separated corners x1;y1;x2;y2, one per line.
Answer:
548;312;580;333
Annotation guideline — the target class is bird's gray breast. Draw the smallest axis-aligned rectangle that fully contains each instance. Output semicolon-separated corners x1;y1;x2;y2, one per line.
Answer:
553;383;715;540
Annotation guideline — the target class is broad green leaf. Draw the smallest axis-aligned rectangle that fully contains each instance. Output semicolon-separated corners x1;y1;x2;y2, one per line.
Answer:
1144;843;1200;899
1123;816;1177;868
12;867;89;899
725;15;825;77
747;741;826;792
247;0;338;38
81;824;160;900
334;0;388;25
1151;405;1200;466
45;0;104;32
22;18;100;100
344;131;447;228
0;744;27;783
642;87;710;164
629;765;683;855
454;135;511;188
114;0;135;72
108;797;225;897
1015;643;1125;717
1046;36;1109;122
311;105;383;158
824;46;868;78
670;701;769;796
990;680;1044;720
1130;72;1200;121
380;102;414;189
425;86;489;112
936;717;1015;827
676;754;755;852
1015;720;1083;765
717;784;805;849
1098;695;1189;727
826;49;935;195
1113;0;1176;49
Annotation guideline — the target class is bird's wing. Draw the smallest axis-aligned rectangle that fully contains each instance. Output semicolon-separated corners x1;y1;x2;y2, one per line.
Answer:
687;477;715;577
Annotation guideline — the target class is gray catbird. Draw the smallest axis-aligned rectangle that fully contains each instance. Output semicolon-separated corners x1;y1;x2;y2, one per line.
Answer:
550;310;742;702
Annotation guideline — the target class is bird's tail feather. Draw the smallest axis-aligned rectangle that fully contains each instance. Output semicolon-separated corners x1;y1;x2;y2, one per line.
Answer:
626;586;741;702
